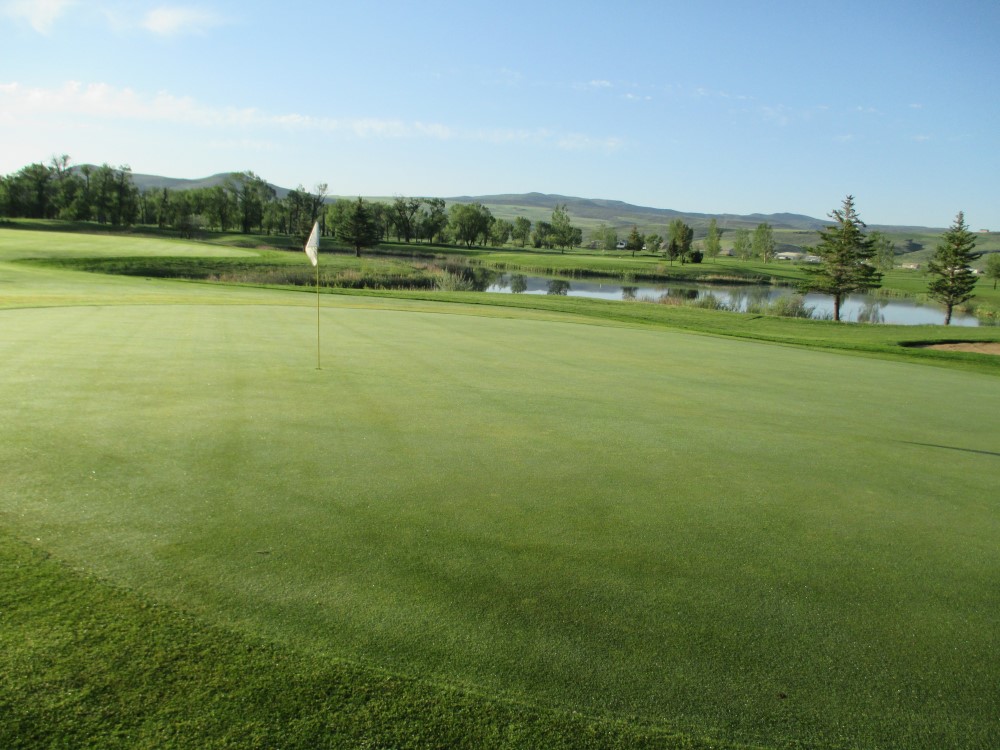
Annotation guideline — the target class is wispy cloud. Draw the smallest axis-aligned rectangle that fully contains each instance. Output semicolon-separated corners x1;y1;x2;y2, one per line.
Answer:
141;5;226;35
2;1;229;36
2;0;75;33
574;79;613;91
911;134;931;142
555;133;623;151
0;81;623;152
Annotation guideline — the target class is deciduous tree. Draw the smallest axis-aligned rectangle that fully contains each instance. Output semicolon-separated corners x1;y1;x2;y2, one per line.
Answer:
511;216;532;248
704;218;721;262
752;222;775;263
732;228;752;260
550;203;576;252
449;202;493;247
417;198;448;243
489;218;513;247
985;252;1000;290
592;224;617;252
870;231;896;272
391;196;421;243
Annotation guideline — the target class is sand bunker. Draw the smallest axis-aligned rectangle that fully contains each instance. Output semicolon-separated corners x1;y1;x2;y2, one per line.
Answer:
920;342;1000;355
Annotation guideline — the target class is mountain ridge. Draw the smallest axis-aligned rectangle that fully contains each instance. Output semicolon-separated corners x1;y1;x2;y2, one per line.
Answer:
122;171;944;233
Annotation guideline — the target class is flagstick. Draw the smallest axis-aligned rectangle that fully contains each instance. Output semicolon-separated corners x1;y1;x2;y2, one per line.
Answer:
304;220;322;370
315;257;321;370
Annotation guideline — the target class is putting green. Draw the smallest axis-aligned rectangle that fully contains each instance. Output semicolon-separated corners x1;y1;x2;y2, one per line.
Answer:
2;295;998;749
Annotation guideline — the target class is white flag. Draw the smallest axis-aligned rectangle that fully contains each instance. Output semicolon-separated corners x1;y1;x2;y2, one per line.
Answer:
304;221;319;266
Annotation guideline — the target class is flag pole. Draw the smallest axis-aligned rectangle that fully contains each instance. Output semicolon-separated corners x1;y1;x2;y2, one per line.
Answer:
315;254;321;370
304;221;321;370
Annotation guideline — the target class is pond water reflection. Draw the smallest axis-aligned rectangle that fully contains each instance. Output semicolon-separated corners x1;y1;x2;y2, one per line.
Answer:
484;274;980;326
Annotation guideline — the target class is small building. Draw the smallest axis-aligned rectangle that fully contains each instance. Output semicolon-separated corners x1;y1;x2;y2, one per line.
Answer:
775;251;804;261
902;263;921;270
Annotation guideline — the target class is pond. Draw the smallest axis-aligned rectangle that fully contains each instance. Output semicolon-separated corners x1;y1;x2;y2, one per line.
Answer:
483;274;982;326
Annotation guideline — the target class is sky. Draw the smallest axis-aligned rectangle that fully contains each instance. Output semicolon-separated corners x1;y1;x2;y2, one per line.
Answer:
2;0;998;228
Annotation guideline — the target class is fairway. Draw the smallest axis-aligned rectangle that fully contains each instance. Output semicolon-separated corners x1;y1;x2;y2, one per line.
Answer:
1;232;999;749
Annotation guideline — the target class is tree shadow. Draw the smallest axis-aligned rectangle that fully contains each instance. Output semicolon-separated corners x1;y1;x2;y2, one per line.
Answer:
900;441;1000;458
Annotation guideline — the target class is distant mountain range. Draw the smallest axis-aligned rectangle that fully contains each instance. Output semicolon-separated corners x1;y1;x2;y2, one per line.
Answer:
127;171;943;234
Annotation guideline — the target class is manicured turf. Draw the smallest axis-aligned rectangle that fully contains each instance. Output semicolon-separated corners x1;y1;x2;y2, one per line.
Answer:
2;228;999;748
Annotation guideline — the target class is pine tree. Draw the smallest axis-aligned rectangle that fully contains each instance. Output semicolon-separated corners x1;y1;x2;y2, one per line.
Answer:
800;195;881;321
337;197;379;257
927;212;980;325
625;225;644;257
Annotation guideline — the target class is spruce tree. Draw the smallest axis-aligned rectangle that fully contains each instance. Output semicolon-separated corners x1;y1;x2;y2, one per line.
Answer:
800;195;881;321
337;197;378;257
927;212;980;325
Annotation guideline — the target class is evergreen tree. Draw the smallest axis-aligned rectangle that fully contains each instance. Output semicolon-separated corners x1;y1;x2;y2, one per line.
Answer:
337;197;379;257
667;218;693;263
927;212;980;325
799;196;881;322
625;226;643;257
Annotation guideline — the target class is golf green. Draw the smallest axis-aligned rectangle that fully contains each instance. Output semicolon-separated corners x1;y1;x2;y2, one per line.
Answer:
2;295;998;749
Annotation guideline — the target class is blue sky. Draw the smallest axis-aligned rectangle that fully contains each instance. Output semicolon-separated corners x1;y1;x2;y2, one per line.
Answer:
2;0;998;228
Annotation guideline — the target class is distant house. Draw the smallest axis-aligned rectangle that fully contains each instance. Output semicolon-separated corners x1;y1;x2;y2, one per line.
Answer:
979;229;990;234
803;255;822;264
775;251;804;261
902;263;921;270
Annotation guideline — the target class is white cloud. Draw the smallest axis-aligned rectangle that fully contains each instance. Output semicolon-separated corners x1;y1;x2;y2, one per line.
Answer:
141;5;225;35
556;133;623;152
0;81;622;152
758;105;790;127
912;134;931;142
2;0;75;33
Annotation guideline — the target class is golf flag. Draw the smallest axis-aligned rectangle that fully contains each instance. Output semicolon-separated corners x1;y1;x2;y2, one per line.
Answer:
304;221;319;266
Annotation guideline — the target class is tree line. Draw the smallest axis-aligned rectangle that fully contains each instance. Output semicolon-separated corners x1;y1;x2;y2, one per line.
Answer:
1;159;987;325
0;157;585;252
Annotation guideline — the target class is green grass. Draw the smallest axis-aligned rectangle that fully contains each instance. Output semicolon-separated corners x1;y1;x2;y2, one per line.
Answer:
2;226;999;749
1;534;733;750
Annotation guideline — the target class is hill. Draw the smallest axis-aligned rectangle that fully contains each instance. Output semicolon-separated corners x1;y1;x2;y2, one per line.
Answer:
450;192;829;232
80;168;292;200
111;169;976;246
